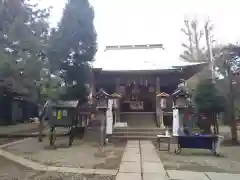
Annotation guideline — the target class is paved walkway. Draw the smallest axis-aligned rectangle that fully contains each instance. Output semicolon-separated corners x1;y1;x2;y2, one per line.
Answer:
116;140;169;180
116;140;240;180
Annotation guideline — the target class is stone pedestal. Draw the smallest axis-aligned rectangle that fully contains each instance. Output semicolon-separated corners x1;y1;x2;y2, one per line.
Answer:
84;113;106;145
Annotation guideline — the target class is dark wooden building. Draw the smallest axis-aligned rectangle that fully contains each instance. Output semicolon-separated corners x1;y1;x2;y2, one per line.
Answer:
90;44;206;128
0;77;38;125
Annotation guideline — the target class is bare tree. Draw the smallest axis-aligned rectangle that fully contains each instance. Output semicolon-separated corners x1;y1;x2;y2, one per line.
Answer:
180;18;214;63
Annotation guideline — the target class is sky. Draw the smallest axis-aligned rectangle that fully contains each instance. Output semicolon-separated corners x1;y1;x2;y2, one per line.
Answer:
38;0;240;69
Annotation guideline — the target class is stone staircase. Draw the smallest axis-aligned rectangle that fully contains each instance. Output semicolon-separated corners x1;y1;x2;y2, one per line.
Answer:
120;112;157;128
111;127;166;140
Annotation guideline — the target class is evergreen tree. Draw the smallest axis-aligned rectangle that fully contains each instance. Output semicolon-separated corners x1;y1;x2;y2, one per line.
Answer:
0;0;50;101
194;80;225;134
195;80;225;115
48;0;97;102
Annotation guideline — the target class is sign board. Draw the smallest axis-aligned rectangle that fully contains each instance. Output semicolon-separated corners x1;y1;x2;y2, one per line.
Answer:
57;110;62;120
130;101;144;110
106;100;113;134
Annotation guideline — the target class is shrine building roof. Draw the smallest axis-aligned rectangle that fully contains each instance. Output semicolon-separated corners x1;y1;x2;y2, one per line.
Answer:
93;44;207;80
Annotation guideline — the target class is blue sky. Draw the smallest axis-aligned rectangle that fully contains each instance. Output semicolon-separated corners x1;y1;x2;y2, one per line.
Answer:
38;0;240;69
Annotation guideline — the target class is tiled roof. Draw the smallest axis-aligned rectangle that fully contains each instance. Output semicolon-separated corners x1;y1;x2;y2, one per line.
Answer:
51;100;79;108
93;44;206;71
0;77;28;95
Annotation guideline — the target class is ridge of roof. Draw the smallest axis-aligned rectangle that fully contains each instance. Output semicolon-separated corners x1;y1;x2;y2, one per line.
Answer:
105;44;164;51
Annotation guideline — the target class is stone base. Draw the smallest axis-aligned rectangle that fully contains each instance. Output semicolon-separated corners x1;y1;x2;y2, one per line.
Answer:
84;128;103;144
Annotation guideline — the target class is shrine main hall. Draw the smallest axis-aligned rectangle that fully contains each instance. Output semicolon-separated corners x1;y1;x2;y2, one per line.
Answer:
90;44;205;128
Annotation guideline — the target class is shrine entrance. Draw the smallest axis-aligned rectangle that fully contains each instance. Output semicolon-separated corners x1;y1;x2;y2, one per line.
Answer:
119;80;157;127
92;62;206;128
120;83;155;112
93;70;184;128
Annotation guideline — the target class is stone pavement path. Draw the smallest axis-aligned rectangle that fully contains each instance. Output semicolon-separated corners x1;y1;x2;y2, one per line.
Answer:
116;140;240;180
116;140;169;180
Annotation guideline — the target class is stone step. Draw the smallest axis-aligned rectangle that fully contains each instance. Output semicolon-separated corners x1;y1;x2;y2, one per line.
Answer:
112;127;170;140
114;127;168;132
113;131;165;136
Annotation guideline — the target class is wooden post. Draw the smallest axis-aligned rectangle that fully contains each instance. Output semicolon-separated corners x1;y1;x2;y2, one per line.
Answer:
115;78;121;122
90;71;96;104
156;76;164;127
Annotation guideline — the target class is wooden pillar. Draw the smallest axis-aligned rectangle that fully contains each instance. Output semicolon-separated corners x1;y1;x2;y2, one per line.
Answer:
115;78;121;122
156;76;164;128
90;71;96;104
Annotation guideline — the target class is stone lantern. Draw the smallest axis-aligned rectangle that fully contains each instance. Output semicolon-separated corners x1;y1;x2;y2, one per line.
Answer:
157;92;170;109
88;89;121;145
172;90;190;108
172;83;191;136
111;93;121;109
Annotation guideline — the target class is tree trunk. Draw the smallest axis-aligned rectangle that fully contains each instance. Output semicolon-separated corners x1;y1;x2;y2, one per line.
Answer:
38;100;49;142
204;117;212;134
38;119;44;142
215;116;219;134
228;63;238;143
212;113;219;134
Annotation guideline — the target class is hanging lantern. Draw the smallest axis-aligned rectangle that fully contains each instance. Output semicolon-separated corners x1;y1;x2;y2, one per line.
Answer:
157;92;170;109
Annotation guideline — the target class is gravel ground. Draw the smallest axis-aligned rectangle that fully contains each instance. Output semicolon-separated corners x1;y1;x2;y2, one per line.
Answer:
155;126;240;174
0;155;37;180
0;137;117;180
158;141;240;174
0;126;40;146
3;137;125;170
27;172;115;180
0;155;116;180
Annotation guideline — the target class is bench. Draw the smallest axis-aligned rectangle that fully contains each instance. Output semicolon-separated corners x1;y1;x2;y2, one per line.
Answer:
173;135;221;156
